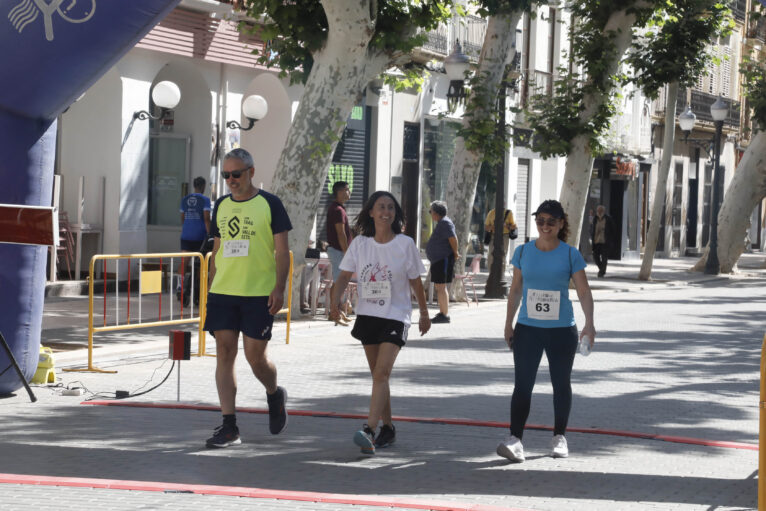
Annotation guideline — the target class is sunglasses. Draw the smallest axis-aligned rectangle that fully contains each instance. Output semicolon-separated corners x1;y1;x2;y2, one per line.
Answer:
221;167;249;180
535;217;560;227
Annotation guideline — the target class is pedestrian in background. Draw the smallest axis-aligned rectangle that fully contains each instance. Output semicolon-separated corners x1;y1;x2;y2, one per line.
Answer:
590;205;615;278
327;180;353;324
484;208;518;272
176;177;211;302
330;191;430;455
203;148;291;449
426;200;458;324
497;199;595;462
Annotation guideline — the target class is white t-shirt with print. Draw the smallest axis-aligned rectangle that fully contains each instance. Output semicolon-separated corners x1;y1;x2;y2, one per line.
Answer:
340;234;426;326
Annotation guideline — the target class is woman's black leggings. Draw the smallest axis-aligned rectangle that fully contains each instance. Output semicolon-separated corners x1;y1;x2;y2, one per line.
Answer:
510;323;578;439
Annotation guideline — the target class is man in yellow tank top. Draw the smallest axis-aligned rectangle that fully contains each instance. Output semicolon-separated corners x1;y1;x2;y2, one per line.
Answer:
203;148;292;448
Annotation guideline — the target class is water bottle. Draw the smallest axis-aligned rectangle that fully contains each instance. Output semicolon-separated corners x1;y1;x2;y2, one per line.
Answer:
578;335;592;356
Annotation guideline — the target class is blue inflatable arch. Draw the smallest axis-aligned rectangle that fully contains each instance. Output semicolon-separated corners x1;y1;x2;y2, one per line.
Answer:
0;0;181;394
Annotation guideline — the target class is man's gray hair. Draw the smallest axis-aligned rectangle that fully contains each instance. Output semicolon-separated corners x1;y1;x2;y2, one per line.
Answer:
224;148;254;169
430;200;447;217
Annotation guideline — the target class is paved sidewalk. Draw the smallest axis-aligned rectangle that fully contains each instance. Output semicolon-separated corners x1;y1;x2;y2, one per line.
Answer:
1;253;764;510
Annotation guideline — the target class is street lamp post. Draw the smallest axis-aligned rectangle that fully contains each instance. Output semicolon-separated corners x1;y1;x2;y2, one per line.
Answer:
678;96;728;274
485;75;512;299
444;40;471;112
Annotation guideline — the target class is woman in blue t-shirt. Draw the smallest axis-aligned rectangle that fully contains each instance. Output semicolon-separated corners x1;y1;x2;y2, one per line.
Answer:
497;200;595;463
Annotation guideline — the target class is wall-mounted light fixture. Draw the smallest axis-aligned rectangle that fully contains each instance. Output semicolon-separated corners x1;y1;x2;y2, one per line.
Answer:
226;95;268;131
121;80;181;149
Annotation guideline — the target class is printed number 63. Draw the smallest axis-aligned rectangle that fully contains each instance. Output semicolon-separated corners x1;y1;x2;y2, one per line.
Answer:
535;303;550;312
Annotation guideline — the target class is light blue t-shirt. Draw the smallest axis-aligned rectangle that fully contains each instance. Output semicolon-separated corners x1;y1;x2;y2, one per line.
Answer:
511;240;586;328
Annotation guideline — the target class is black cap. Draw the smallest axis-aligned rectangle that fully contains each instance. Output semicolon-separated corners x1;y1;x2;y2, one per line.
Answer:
532;200;565;218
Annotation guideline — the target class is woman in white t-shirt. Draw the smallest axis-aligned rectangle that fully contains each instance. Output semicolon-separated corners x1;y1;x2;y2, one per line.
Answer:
330;191;431;455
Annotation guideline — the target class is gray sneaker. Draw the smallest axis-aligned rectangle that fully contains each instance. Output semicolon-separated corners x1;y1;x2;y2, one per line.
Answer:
431;313;451;324
206;423;241;448
353;424;376;455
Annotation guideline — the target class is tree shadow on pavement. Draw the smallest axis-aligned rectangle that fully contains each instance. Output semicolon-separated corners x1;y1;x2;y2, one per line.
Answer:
0;405;755;510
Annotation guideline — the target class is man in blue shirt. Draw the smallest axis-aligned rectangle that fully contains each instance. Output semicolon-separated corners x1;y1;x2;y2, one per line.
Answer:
180;177;211;250
177;177;211;302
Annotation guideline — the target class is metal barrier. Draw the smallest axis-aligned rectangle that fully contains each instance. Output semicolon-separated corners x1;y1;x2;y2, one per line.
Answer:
198;250;293;354
66;249;293;373
760;332;765;510
65;252;207;373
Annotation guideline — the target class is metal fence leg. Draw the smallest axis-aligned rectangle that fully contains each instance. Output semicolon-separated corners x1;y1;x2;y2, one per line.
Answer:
0;332;37;402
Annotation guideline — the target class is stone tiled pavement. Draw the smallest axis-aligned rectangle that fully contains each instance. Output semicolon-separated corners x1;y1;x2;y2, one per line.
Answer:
1;254;765;510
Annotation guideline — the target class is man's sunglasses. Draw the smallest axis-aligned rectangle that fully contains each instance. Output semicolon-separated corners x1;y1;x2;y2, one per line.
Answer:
221;168;249;180
535;217;559;227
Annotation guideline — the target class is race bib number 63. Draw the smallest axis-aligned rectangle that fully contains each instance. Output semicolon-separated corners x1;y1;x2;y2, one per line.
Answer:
526;289;560;320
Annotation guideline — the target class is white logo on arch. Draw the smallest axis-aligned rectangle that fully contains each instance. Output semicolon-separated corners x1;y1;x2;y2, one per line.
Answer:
8;0;96;42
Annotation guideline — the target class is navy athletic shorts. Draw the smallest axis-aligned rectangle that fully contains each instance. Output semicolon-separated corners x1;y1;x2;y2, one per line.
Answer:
204;293;274;341
429;254;455;284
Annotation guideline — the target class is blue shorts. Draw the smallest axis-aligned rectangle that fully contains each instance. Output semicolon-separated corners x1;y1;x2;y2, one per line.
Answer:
204;293;273;340
327;246;344;280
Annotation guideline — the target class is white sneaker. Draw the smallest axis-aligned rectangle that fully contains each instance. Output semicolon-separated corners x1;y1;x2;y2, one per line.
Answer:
550;434;568;458
496;435;525;462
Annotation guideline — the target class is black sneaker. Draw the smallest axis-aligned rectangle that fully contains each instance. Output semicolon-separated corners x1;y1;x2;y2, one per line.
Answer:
374;423;396;448
431;313;451;323
205;423;241;448
353;424;376;455
267;386;288;434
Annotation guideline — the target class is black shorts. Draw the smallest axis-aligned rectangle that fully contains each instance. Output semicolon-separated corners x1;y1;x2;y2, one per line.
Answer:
204;293;274;340
181;239;203;251
351;315;408;348
430;255;455;284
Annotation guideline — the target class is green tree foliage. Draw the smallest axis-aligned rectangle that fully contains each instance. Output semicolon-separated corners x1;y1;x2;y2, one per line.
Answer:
456;1;538;166
742;56;766;129
525;0;731;159
243;0;453;85
627;0;733;98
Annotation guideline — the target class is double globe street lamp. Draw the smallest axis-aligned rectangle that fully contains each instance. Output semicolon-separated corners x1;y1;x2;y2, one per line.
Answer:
678;95;728;275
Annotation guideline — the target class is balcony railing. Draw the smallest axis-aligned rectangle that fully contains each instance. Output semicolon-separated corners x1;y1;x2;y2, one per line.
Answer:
417;15;487;62
421;22;450;55
653;85;686;118
690;90;740;128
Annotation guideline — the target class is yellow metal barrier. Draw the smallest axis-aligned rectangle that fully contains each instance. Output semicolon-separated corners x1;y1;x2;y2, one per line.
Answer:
65;252;207;373
66;249;293;372
198;250;293;355
760;333;766;510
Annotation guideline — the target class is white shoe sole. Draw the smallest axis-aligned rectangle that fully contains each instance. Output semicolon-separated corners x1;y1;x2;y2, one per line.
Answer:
496;443;524;463
206;437;241;448
551;450;568;458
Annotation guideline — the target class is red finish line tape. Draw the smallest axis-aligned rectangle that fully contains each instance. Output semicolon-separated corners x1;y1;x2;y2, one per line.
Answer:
0;473;533;511
82;401;758;451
